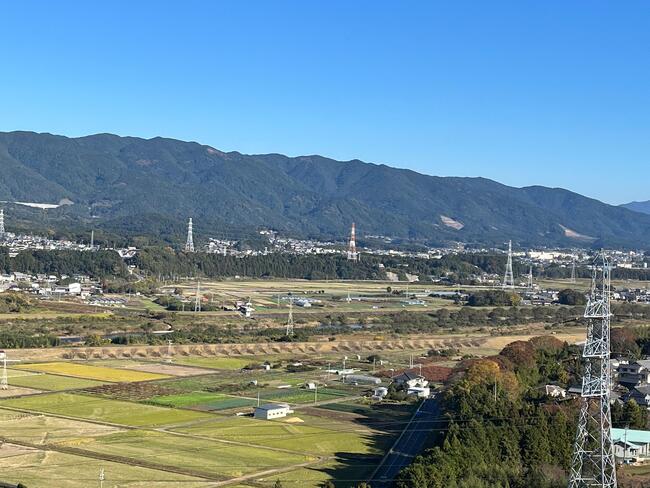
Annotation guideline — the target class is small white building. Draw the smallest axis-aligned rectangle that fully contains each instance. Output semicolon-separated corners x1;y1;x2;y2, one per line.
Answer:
545;385;567;398
254;403;294;420
408;386;431;398
372;387;388;400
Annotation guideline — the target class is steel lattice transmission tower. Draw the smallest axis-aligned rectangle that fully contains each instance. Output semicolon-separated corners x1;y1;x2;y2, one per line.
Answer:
568;252;617;488
347;222;358;261
502;240;515;288
185;218;195;252
571;259;577;283
0;209;5;236
286;295;294;337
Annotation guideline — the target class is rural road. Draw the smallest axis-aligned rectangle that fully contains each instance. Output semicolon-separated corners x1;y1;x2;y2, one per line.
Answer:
369;396;441;487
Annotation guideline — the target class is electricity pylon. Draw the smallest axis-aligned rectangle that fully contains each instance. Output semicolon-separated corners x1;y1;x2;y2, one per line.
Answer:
502;240;515;288
286;296;294;337
0;350;20;390
347;222;358;261
185;218;195;252
568;252;617;488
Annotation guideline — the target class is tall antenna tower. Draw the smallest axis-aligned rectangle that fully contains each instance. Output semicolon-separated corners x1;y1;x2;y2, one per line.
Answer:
571;259;577;283
286;295;294;337
568;252;617;488
527;265;534;289
502;240;515;288
194;282;201;313
185;218;195;252
347;222;358;261
90;230;95;249
0;209;5;236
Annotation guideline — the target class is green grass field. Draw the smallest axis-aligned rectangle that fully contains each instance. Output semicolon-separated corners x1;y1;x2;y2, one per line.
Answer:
175;415;385;456
0;393;212;427
84;429;312;478
7;371;106;391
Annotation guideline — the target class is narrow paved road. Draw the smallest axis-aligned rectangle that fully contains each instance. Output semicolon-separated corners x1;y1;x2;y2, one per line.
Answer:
369;396;441;487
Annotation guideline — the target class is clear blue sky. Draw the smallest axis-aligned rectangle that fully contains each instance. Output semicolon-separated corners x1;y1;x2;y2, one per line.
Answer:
1;1;649;204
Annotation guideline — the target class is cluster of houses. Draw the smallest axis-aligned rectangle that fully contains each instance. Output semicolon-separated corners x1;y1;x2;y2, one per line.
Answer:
545;358;650;464
0;272;102;298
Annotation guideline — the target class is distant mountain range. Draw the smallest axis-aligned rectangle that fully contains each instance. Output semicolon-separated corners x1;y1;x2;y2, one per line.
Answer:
621;200;650;215
1;130;650;248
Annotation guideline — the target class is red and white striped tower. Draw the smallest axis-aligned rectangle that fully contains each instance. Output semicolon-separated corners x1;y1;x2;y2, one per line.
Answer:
347;223;358;261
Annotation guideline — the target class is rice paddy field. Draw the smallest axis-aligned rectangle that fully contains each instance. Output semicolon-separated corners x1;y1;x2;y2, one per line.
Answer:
0;352;409;487
15;362;170;383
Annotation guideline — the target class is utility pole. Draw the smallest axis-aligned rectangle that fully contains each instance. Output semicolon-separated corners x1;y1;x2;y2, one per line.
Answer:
314;383;318;404
0;208;4;236
527;265;534;289
99;467;105;488
502;240;515;288
90;230;94;249
194;282;201;313
568;252;617;488
166;340;173;364
286;295;294;337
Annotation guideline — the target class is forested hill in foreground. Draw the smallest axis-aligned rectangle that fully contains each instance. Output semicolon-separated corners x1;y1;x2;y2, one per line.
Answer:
1;130;650;248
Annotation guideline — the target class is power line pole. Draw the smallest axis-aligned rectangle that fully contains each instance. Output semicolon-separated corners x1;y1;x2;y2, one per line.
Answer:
286;295;294;337
194;282;201;313
99;467;105;488
568;252;617;488
527;265;534;289
166;340;173;363
502;240;515;288
0;208;5;236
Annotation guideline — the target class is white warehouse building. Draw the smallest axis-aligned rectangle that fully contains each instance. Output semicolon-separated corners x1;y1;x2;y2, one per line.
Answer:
254;403;294;420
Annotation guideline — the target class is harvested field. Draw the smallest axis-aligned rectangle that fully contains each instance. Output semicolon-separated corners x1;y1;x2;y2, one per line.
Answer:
15;362;170;383
0;445;214;488
0;408;124;444
0;386;42;398
173;356;258;370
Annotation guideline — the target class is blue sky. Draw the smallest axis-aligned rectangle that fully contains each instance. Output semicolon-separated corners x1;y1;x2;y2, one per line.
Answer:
1;1;649;204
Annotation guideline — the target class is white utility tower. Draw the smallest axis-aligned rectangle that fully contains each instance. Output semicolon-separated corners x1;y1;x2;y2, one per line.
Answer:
347;222;359;261
502;240;515;288
194;282;201;312
571;259;577;283
185;218;195;252
0;209;5;236
90;230;95;249
0;350;20;390
527;266;534;289
568;252;617;488
286;295;294;337
99;467;105;488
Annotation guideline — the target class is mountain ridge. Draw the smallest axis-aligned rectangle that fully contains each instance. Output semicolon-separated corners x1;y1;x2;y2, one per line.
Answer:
1;130;650;248
622;200;650;215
